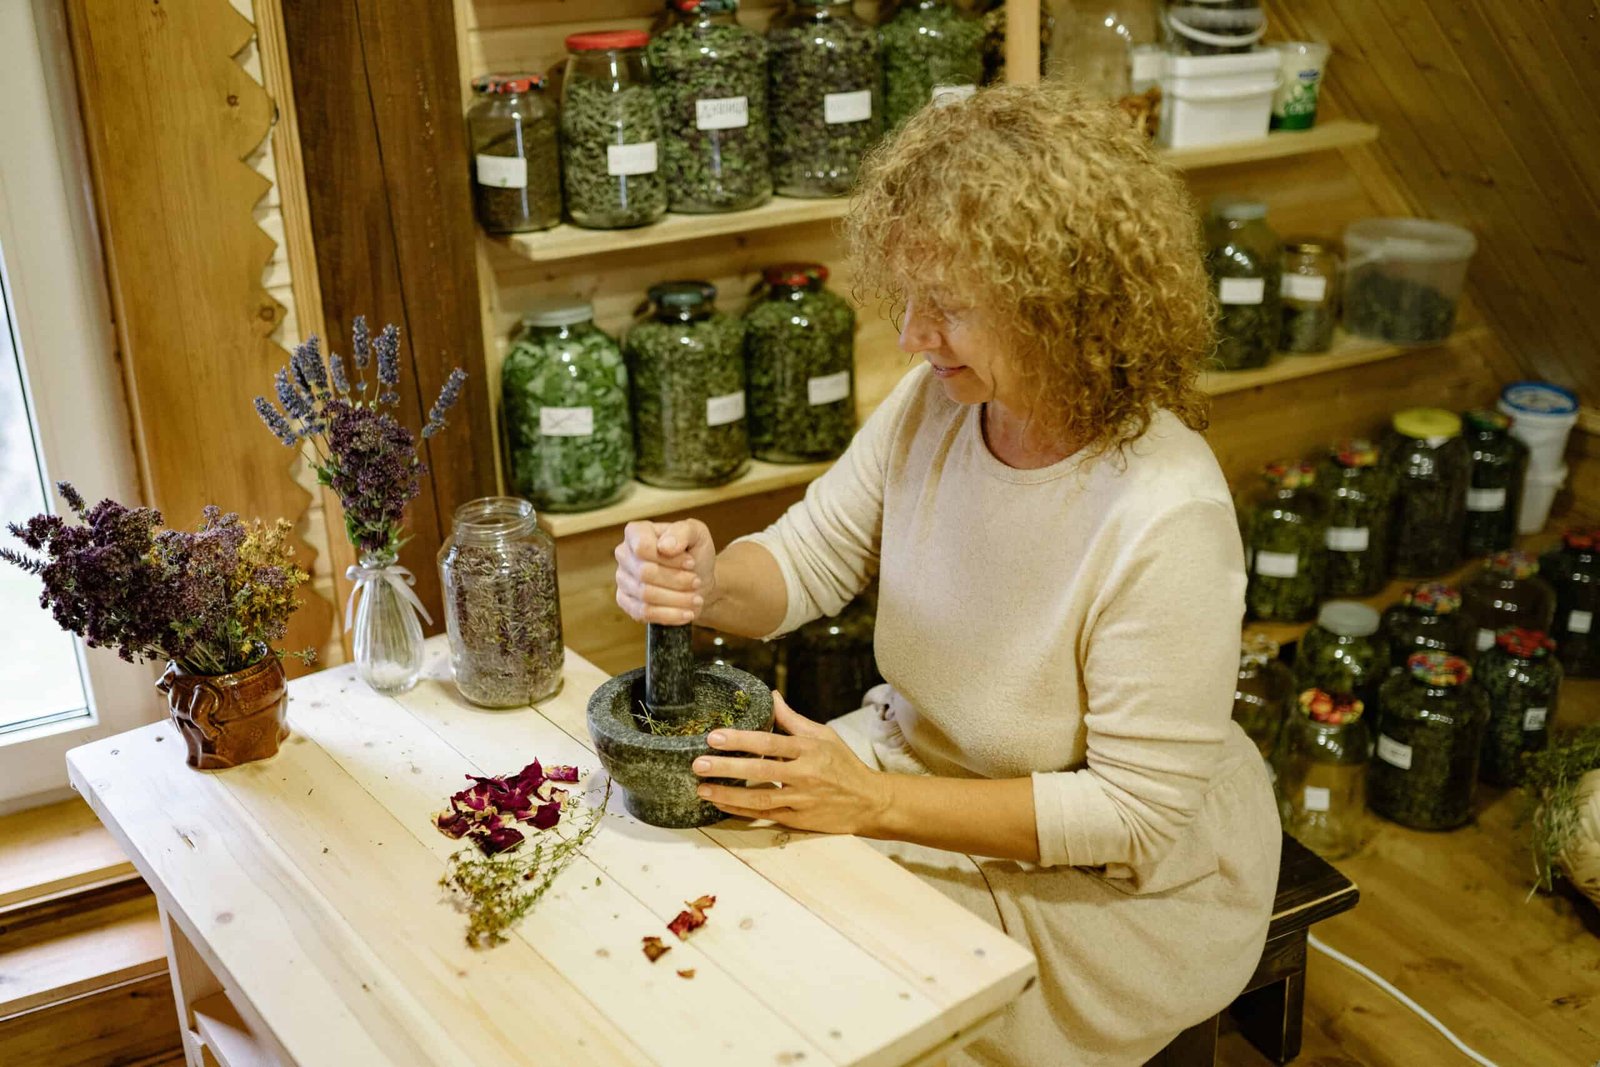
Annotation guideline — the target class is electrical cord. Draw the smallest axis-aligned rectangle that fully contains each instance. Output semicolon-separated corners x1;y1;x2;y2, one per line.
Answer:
1307;932;1502;1067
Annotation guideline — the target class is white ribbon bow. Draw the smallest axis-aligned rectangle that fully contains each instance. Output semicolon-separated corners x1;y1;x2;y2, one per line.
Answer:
344;562;434;630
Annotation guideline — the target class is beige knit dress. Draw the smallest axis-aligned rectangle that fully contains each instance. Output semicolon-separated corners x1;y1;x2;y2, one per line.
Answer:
738;366;1282;1066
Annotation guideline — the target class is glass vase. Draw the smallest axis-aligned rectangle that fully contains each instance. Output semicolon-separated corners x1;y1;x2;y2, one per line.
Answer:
352;552;427;695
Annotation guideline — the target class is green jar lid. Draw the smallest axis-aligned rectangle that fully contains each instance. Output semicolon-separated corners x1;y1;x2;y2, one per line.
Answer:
1463;409;1512;434
1213;197;1268;222
521;298;594;328
1331;439;1380;468
648;280;717;311
1484;549;1538;580
1393;407;1462;441
1407;651;1471;687
1401;582;1462;615
1317;600;1380;637
1495;628;1555;659
1262;460;1316;490
1298;688;1364;725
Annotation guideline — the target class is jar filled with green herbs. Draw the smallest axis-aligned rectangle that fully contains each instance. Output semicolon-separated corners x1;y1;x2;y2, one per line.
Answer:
438;497;564;709
743;262;856;463
1278;690;1371;860
467;73;561;235
1240;461;1326;622
1279;238;1339;354
1206;199;1282;371
785;591;881;723
1380;582;1471;673
692;626;779;689
1316;439;1392;597
1384;407;1469;578
1545;527;1600;678
1460;551;1556;660
1369;652;1488;831
1294;601;1385;708
1462;409;1529;557
647;0;771;213
879;0;986;130
501;301;634;513
626;280;749;488
561;31;668;229
767;0;882;198
1234;633;1295;760
1477;628;1562;787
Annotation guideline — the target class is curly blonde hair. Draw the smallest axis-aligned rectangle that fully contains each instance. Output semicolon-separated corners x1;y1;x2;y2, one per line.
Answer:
846;83;1214;456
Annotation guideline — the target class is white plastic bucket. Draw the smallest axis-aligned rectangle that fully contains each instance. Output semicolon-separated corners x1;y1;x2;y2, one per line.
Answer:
1159;50;1281;149
1519;463;1568;535
1499;380;1580;473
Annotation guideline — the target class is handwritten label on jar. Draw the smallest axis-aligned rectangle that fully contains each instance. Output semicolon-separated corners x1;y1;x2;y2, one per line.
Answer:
607;142;658;176
1326;526;1370;552
1219;277;1266;305
1477;627;1497;652
475;154;529;189
1377;734;1414;770
539;407;595;437
1302;786;1331;813
706;391;746;427
1571;609;1594;635
807;371;851;407
1254;550;1300;579
1466;487;1508;512
931;84;976;106
696;96;750;131
1282;274;1327;302
1523;706;1549;731
824;90;873;124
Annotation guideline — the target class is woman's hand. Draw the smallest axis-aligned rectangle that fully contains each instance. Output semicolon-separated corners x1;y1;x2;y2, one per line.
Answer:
614;519;719;625
693;692;892;836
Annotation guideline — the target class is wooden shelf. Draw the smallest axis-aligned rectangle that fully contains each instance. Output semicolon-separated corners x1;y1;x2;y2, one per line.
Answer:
192;992;272;1067
1201;323;1489;397
1161;119;1379;170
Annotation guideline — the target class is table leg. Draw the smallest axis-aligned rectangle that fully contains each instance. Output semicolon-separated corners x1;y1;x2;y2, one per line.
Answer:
1229;931;1307;1065
159;903;223;1067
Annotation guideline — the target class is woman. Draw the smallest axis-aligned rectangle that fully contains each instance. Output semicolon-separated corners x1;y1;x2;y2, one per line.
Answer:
612;84;1280;1066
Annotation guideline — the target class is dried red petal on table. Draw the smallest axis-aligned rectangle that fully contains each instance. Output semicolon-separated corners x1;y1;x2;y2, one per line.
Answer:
668;894;716;939
688;894;716;911
478;826;525;856
434;810;472;838
642;936;671;962
545;764;579;783
676;969;696;979
530;798;563;831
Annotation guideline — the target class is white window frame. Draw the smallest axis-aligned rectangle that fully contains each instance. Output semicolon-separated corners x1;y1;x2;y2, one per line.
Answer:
0;0;163;814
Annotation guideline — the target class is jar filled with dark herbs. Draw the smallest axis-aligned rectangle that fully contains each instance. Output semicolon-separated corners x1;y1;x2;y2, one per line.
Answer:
785;592;882;723
1206;199;1281;371
1545;527;1600;678
1477;628;1561;787
501;301;634;514
1460;551;1556;660
1380;583;1470;673
438;497;564;709
1316;439;1392;597
1294;601;1385;708
1278;690;1371;861
1234;633;1295;760
647;0;771;213
561;31;668;230
468;73;561;235
1279;238;1339;354
1384;407;1469;578
626;281;749;488
692;626;779;690
767;0;882;198
1369;652;1488;831
879;0;986;130
744;262;856;464
1240;461;1326;622
1462;409;1529;557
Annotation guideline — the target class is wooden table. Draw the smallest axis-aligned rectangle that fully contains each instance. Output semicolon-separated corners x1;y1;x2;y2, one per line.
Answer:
66;638;1035;1067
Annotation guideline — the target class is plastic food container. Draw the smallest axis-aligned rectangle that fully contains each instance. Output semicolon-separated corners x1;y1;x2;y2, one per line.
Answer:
1270;41;1329;130
1158;49;1279;149
1342;218;1476;344
1498;380;1580;473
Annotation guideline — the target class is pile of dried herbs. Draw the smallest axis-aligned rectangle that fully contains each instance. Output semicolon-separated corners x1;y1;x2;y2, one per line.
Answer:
636;687;750;737
767;0;882;198
1522;724;1600;892
440;534;564;708
560;73;667;229
743;266;857;463
1343;269;1458;343
878;0;986;130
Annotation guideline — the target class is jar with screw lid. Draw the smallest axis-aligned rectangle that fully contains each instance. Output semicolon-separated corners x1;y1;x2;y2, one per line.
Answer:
1385;407;1470;578
1462;410;1529;556
1240;461;1326;622
561;31;668;229
1206;198;1282;371
1278;689;1371;860
1476;628;1561;787
1543;527;1600;678
1234;633;1295;760
743;262;856;464
467;73;562;234
1316;438;1393;597
1460;550;1556;661
1294;601;1385;708
1369;652;1489;831
1380;582;1471;673
1279;238;1339;354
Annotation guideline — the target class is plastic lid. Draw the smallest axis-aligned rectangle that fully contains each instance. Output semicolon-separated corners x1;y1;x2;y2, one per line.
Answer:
669;0;738;12
1499;380;1579;417
1563;527;1600;552
1344;218;1477;263
1392;407;1462;441
1407;651;1471;687
1331;439;1379;468
648;280;717;309
1262;460;1316;490
521;299;594;328
1297;689;1364;725
1402;582;1462;615
471;72;544;94
1495;628;1555;659
1284;237;1335;256
1240;632;1280;667
1483;549;1538;580
1463;409;1512;434
763;262;829;289
1212;197;1268;222
566;30;651;51
1317;601;1381;637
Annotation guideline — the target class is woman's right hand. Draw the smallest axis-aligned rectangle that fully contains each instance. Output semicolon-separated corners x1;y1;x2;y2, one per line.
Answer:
614;519;719;625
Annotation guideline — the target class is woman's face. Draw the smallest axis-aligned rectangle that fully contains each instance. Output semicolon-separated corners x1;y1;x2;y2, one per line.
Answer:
897;289;1019;409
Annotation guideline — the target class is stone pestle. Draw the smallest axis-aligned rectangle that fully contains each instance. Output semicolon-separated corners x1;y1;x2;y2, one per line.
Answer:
644;623;698;727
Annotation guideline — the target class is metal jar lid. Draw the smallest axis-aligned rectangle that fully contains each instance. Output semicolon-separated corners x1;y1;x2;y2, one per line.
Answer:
1316;601;1381;638
521;299;595;328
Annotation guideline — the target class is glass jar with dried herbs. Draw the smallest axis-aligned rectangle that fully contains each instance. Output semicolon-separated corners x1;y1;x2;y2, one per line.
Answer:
1380;582;1471;673
647;0;771;213
1240;461;1326;622
1384;407;1469;578
626;281;750;488
879;0;986;130
1462;409;1529;557
1206;199;1282;371
1369;652;1489;831
438;497;564;709
1279;238;1339;354
561;31;668;230
767;0;882;198
1278;689;1371;860
467;73;561;235
692;626;779;690
1234;633;1295;760
1294;601;1385;708
1316;438;1392;597
501;301;634;514
744;262;856;464
1477;628;1562;787
1460;550;1556;660
1544;527;1600;678
785;591;882;723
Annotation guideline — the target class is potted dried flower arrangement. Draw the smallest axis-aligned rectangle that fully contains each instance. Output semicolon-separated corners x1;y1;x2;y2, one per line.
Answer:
1;485;312;769
254;317;466;694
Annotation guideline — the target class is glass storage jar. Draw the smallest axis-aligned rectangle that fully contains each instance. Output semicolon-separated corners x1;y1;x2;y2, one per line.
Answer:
1384;407;1469;578
1279;238;1339;354
561;31;668;229
1460;550;1556;660
1241;461;1326;622
692;626;779;690
438;497;564;708
1380;582;1470;673
767;0;881;198
1316;438;1392;597
647;0;771;213
1369;652;1488;831
1545;527;1600;678
1294;601;1385;708
1234;633;1295;760
1476;628;1561;787
467;73;561;235
1462;410;1529;557
626;281;749;488
743;262;856;464
1206;199;1281;371
501;300;634;514
784;591;882;723
1278;689;1371;861
879;0;986;130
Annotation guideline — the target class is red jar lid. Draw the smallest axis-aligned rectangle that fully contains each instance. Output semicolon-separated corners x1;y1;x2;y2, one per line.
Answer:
763;262;828;288
471;72;543;94
566;30;651;51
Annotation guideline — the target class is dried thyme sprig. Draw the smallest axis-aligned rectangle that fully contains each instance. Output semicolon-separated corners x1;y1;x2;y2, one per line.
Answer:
1522;725;1600;893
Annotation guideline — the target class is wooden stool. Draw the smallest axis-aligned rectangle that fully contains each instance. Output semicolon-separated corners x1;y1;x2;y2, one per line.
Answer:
1146;833;1360;1066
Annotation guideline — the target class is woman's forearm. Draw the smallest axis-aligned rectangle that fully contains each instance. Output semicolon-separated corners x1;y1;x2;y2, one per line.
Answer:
698;540;789;639
868;774;1041;864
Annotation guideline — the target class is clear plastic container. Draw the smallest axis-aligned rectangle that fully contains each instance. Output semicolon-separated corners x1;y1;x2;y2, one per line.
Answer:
1278;689;1371;860
1342;218;1476;345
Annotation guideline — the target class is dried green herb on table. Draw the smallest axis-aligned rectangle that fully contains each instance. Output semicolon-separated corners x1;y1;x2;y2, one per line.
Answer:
744;262;857;463
1240;461;1326;623
635;687;750;737
1369;653;1488;831
1380;583;1471;673
561;32;668;229
1277;690;1370;861
767;0;882;198
1343;269;1457;344
1206;199;1281;371
1384;407;1469;579
1461;410;1528;557
467;73;561;235
879;0;985;130
1477;628;1561;787
1522;724;1600;892
1316;439;1392;597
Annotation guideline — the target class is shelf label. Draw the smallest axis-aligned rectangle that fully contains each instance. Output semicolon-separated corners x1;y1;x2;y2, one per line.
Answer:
931;84;976;106
1326;526;1370;552
475;154;528;189
1571;609;1594;635
1302;786;1331;813
824;90;873;125
1254;550;1299;579
1477;627;1497;652
1219;277;1266;305
1282;274;1327;302
807;370;852;407
539;406;594;437
1466;487;1508;512
1377;734;1413;770
706;391;746;427
1523;706;1549;731
607;141;658;177
696;96;749;131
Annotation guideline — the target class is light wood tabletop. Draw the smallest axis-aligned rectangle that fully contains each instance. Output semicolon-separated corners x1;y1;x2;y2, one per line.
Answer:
66;637;1035;1067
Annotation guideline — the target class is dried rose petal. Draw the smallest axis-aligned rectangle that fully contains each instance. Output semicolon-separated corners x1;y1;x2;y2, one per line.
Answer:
545;764;579;783
668;898;715;940
478;826;525;856
507;760;546;792
676;968;696;979
688;894;716;911
642;936;671;962
435;811;472;838
530;798;563;831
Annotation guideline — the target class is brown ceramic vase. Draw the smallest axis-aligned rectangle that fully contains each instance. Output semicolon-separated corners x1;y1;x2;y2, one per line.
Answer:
157;656;289;770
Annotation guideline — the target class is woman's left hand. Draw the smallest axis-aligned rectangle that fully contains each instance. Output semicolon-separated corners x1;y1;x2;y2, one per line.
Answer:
693;692;891;836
